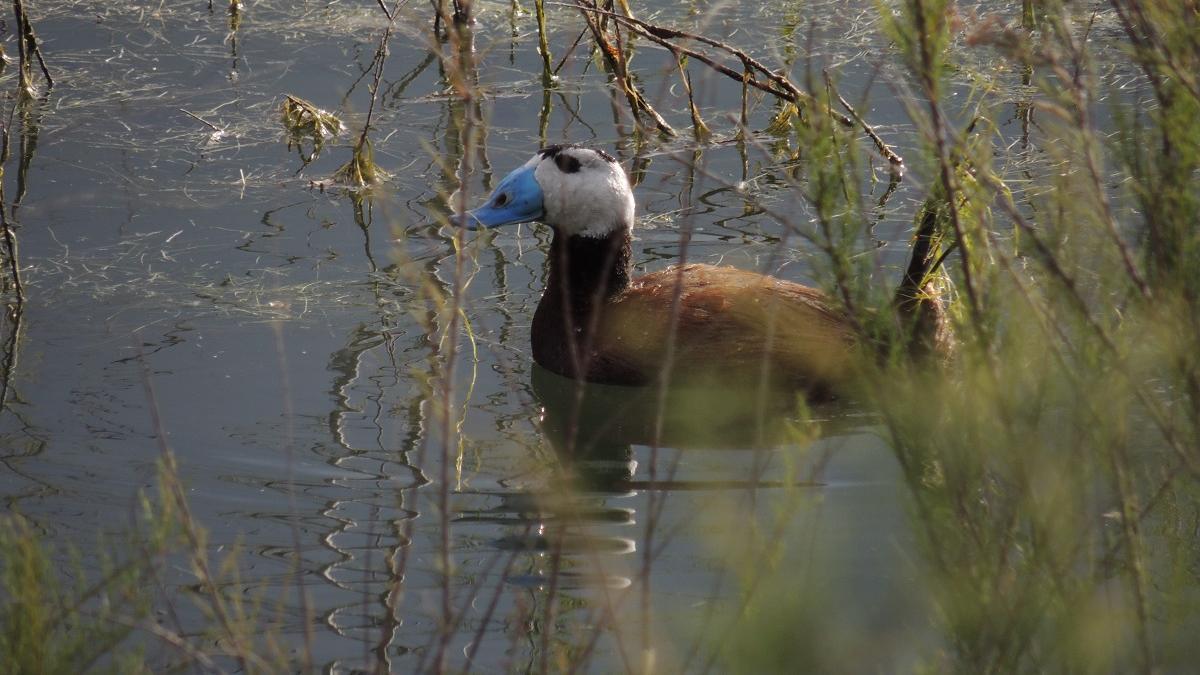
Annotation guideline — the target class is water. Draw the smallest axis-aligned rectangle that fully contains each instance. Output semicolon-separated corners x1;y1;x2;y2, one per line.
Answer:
0;1;1141;671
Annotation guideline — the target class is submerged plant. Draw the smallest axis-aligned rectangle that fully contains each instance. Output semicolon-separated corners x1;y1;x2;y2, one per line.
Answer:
332;136;390;187
280;94;343;164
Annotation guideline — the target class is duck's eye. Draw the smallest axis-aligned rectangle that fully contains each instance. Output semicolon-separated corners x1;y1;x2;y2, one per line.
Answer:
493;192;509;207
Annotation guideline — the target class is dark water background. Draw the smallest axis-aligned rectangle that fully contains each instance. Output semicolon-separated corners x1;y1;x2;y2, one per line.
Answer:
0;1;1142;671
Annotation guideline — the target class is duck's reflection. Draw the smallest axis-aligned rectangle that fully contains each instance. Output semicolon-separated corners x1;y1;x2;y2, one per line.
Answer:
531;363;850;490
455;366;862;594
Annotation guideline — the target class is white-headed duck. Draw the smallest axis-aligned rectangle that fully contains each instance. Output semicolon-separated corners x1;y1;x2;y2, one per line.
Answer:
457;145;873;393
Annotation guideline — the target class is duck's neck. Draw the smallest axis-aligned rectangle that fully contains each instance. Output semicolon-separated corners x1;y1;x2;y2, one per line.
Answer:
546;227;632;308
532;227;632;375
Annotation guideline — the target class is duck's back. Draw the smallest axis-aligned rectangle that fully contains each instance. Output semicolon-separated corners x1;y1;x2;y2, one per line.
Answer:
578;264;858;390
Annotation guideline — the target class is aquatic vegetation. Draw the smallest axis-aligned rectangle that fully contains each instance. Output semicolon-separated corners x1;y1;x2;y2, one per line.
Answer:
0;0;1198;672
11;0;54;97
0;455;292;673
332;135;387;187
280;94;343;165
1;514;151;672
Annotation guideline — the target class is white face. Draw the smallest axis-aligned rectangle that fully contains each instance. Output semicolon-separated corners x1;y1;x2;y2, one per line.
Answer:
533;146;635;238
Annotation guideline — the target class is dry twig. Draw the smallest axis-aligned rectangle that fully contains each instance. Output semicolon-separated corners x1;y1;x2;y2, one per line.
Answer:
572;0;677;136
566;3;903;168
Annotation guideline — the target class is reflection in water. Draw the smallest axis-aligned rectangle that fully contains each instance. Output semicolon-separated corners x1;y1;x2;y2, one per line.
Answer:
226;0;241;80
319;318;427;669
1;93;50;508
303;304;863;671
518;365;856;653
349;192;379;272
533;363;837;455
284;20;487;665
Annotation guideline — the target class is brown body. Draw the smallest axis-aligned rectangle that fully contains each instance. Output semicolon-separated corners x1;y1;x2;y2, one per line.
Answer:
531;228;858;392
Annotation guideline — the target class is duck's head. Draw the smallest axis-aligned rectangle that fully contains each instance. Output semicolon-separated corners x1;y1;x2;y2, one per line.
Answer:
456;145;634;238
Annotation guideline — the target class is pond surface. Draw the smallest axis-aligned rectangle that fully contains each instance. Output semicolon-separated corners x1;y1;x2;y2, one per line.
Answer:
0;1;1141;671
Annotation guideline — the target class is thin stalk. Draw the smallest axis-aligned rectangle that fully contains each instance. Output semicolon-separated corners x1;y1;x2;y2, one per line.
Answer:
639;207;698;671
572;0;676;136
431;9;479;672
452;0;472;25
1022;0;1037;30
1;100;24;421
12;0;53;93
0;213;21;308
738;61;749;133
336;0;410;186
271;322;315;673
1107;437;1155;673
824;71;904;173
912;0;986;333
979;170;1200;480
358;9;398;159
571;4;904;167
461;525;531;669
135;340;263;672
535;0;554;86
103;614;229;675
677;58;711;140
1049;11;1151;299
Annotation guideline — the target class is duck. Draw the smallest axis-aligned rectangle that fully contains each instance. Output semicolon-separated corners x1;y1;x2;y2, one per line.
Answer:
456;144;938;394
